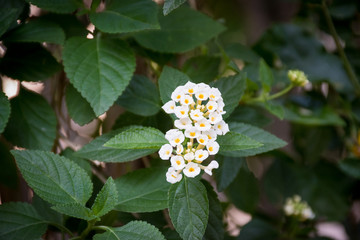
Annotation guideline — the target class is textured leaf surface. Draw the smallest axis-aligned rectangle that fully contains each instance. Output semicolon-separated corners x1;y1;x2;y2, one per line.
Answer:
104;126;167;149
65;83;96;126
24;0;79;13
115;167;169;212
217;132;262;153
90;0;159;33
0;202;47;240
4;90;57;150
221;122;287;157
93;221;166;240
117;75;161;116
168;178;209;240
61;148;92;177
52;203;95;220
0;43;61;82
211;74;246;119
182;56;220;84
92;177;118;217
0;0;25;37
0;91;10;134
75;128;156;162
4;19;65;44
134;6;225;53
163;0;186;15
63;37;135;116
159;66;191;104
11;150;93;206
215;156;245;192
32;195;63;225
259;59;273;92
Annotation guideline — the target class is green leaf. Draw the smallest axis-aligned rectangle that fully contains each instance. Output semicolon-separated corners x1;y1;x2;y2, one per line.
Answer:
217;132;263;153
0;43;61;82
237;218;279;240
201;181;224;240
163;0;187;15
104;126;167;149
90;0;159;34
258;59;273;92
93;221;166;240
0;141;18;188
168;178;209;240
224;43;260;63
159;66;191;104
339;158;360;179
4;89;57;150
0;91;10;134
92;177;118;217
182;56;220;83
11;150;93;206
0;202;48;240
3;19;65;44
262;101;284;120
215;156;245;192
63;37;136;116
52;203;95;220
24;0;79;13
115;167;169;212
41;14;88;39
32;194;63;225
61;148;92;177
0;0;26;37
227;105;271;127
211;73;246;119
65;83;96;126
116;75;161;117
134;6;225;53
221;122;287;157
75;128;156;163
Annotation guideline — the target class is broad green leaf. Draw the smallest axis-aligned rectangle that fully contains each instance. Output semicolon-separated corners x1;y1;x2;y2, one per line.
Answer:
117;75;161;117
211;73;246;119
339;158;360;179
163;0;186;15
224;43;260;63
92;177;118;217
32;194;63;225
262;101;284;120
227;105;271;127
104;126;167;149
221;122;287;157
259;59;273;92
115;167;169;212
24;0;79;13
75;128;156;162
202;181;224;240
0;0;26;37
94;221;166;240
41;14;87;38
0;91;10;134
159;66;191;104
63;37;136;116
52;203;96;220
182;56;220;83
0;43;61;82
61;148;92;176
217;132;262;153
4;89;57;150
90;0;159;33
237;218;279;240
65;83;96;126
0;202;48;240
11;150;93;206
215;156;246;192
3;19;65;45
134;6;225;53
168;178;209;240
0;141;18;188
227;165;259;213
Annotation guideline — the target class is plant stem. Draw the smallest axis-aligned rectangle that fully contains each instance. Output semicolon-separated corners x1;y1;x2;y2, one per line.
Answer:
48;222;74;237
321;0;360;96
80;220;96;240
246;83;294;103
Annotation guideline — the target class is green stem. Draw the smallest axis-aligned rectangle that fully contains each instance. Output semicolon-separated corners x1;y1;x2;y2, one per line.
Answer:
246;83;294;103
80;220;97;240
321;0;360;96
48;222;74;237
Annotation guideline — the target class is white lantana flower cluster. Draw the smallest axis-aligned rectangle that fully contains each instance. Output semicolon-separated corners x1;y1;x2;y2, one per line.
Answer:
160;81;229;184
283;195;315;221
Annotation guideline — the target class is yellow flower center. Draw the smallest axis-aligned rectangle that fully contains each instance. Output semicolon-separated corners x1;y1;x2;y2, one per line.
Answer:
177;95;181;99
199;139;204;143
166;150;170;155
190;132;196;137
180;111;185;115
189;89;194;94
189;167;195;172
175;138;180;143
209;147;213;152
185;99;189;104
176;160;181;165
199;94;204;99
198;154;203;158
200;123;205;127
171;174;176;178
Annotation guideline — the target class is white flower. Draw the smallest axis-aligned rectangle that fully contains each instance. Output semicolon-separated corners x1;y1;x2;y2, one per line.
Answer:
174;117;192;130
170;155;186;170
196;134;208;146
184;81;198;95
166;167;183;183
214;120;229;135
176;144;184;155
195;119;211;131
184;152;195;161
206;101;218;113
208;112;222;124
207;141;219;155
301;208;315;220
216;99;226;115
194;149;209;162
195;91;209;101
190;109;204;121
180;94;194;106
168;131;185;147
159;144;173;160
162;100;176;114
171;86;185;102
197;83;211;92
185;126;200;139
209;88;221;101
203;130;217;142
204;160;219;175
284;204;294;216
174;105;189;119
183;162;201;177
165;129;180;141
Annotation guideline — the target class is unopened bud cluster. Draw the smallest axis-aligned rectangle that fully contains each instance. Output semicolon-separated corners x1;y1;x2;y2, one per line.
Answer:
160;81;229;184
283;195;315;221
288;70;309;87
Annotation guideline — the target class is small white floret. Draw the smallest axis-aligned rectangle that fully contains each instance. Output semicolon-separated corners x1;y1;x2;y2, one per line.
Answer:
185;126;200;139
190;109;204;121
206;141;219;155
159;144;173;160
195;119;211;131
174;117;192;130
194;149;209;162
174;105;189;119
183;162;201;177
166;167;183;183
170;155;186;170
162;100;176;114
204;160;219;175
